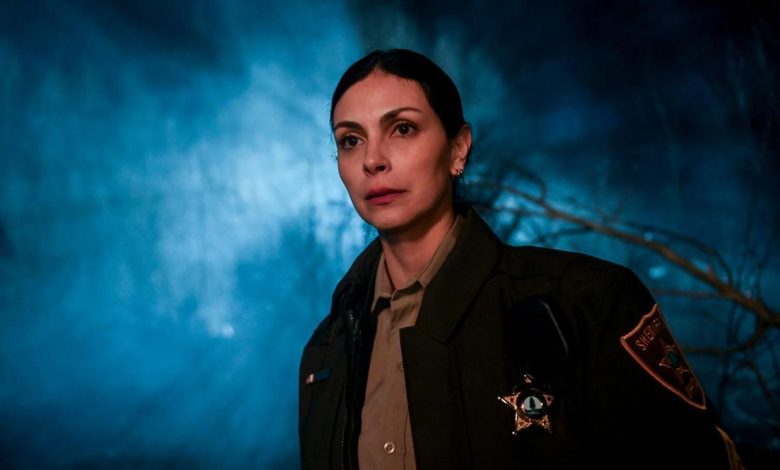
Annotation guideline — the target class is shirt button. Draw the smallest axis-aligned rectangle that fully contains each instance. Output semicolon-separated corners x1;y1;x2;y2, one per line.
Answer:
383;441;396;454
397;362;404;372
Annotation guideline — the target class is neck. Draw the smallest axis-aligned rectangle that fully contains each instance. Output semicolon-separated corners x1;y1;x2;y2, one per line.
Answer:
379;206;455;290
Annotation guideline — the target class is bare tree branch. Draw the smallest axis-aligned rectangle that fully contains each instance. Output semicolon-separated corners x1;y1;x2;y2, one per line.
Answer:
682;320;769;355
473;180;780;339
654;289;727;300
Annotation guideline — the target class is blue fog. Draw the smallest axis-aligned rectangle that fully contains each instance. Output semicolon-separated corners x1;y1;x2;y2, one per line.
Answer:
1;1;364;467
1;0;778;467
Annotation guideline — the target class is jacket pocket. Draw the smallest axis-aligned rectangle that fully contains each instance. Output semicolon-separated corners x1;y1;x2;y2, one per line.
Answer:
300;343;344;464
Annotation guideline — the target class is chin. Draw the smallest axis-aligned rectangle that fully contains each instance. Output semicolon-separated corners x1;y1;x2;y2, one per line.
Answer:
358;205;413;234
363;213;407;234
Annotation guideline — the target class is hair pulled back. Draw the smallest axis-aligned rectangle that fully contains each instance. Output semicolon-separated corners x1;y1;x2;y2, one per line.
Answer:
330;49;467;140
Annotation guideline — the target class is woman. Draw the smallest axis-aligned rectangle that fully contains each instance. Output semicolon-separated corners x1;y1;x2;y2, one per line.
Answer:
299;49;741;469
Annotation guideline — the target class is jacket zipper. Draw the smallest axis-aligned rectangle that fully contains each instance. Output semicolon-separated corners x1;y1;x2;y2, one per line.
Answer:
339;363;348;470
341;306;359;470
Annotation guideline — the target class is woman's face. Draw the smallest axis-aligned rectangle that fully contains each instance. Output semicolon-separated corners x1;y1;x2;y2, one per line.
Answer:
332;70;470;236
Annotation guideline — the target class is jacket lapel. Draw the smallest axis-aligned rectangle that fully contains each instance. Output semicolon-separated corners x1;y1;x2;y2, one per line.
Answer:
415;207;503;343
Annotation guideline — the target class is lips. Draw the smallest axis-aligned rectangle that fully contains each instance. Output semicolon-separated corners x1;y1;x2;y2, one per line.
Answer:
365;187;405;205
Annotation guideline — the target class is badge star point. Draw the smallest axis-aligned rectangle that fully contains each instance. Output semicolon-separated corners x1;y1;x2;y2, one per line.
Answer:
498;384;554;434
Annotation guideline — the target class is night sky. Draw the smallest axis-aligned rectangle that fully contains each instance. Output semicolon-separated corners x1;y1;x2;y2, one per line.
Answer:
1;0;778;467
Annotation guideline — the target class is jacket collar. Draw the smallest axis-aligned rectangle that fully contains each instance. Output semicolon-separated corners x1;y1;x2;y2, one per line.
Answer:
329;236;382;328
331;205;503;343
416;205;502;343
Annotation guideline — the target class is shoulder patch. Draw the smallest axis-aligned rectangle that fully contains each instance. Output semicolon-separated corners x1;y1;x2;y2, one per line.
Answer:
620;304;706;410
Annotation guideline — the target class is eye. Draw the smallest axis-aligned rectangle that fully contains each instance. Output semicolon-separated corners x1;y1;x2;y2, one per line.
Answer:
394;121;416;136
338;135;362;150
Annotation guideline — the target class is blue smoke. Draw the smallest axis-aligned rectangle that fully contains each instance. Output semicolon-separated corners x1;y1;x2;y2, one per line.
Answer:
2;0;778;467
1;1;364;467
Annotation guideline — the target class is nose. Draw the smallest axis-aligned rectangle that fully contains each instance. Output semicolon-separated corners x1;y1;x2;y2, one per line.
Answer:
363;140;389;175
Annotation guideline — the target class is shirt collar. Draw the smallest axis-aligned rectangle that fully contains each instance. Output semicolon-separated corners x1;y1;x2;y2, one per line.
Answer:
371;215;464;311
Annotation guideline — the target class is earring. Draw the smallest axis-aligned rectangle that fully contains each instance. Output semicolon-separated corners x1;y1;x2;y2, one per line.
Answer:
455;168;464;178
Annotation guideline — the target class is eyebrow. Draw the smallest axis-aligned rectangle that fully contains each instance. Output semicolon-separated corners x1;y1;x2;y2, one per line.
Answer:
333;106;423;132
380;106;423;124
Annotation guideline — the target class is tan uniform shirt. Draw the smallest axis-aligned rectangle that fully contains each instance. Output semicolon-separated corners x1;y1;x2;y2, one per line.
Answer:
358;216;463;470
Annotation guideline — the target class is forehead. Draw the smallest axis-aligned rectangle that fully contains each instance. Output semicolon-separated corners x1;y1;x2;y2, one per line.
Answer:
332;70;432;123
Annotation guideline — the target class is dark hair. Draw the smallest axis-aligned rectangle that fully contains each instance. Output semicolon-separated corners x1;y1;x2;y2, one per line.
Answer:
331;49;471;202
330;49;467;139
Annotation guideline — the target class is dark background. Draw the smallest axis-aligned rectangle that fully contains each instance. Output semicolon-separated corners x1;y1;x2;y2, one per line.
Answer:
1;0;778;467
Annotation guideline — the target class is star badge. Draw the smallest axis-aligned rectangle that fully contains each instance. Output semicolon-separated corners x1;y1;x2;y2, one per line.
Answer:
498;373;555;434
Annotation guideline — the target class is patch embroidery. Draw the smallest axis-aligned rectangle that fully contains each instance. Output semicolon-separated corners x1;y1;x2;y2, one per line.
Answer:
620;304;706;410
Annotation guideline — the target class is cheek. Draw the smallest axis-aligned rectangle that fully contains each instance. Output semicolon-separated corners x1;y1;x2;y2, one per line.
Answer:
423;143;454;177
405;138;449;170
337;159;360;197
431;146;455;190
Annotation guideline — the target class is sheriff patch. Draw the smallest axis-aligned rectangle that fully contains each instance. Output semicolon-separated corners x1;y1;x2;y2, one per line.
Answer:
620;304;706;410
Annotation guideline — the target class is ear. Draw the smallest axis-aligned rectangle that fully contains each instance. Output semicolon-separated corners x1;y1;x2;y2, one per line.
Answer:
449;124;472;175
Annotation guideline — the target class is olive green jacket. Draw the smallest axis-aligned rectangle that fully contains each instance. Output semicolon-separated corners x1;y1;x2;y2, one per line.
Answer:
299;206;737;469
